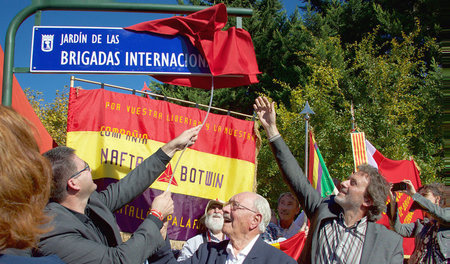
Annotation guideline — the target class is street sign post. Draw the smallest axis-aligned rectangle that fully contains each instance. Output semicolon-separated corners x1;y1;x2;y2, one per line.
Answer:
31;26;210;75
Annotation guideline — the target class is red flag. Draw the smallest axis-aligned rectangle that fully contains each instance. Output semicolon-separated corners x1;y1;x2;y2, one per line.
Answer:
125;3;260;89
141;82;151;93
271;231;306;260
141;82;152;99
0;45;55;152
365;140;422;257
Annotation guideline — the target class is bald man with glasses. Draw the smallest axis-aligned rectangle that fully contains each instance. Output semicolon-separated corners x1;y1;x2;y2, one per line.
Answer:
34;126;200;264
151;192;296;264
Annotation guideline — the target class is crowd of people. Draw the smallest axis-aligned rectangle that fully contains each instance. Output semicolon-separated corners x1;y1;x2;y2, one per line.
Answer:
0;96;448;264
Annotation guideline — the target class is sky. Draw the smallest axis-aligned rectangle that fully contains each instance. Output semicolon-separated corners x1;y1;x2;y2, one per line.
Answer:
0;0;301;104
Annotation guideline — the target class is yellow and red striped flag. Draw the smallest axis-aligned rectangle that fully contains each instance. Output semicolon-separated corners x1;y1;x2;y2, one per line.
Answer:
351;132;368;171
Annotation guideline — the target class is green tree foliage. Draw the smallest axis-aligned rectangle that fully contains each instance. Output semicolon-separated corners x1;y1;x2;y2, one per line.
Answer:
267;23;442;187
153;0;442;205
155;0;309;114
25;88;68;146
303;0;439;47
24;0;441;207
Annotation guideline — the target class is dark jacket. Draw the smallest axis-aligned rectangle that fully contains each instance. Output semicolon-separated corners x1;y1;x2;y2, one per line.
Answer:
35;149;170;264
393;192;450;262
0;254;64;264
270;137;404;264
152;236;297;264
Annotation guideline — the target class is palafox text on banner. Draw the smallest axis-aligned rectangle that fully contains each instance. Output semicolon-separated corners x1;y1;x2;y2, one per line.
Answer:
66;88;257;240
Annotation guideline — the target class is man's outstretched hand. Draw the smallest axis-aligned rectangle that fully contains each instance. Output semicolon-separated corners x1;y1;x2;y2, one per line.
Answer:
151;191;174;220
254;96;279;139
162;125;201;157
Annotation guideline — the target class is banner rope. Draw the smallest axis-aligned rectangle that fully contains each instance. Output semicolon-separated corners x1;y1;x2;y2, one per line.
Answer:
166;76;215;191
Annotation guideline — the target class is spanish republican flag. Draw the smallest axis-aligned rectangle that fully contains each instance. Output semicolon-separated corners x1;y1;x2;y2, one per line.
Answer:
66;88;257;241
308;130;338;197
271;231;306;260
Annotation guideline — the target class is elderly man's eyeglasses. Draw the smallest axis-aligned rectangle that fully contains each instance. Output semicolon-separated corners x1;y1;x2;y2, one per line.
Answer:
70;162;90;179
225;200;258;214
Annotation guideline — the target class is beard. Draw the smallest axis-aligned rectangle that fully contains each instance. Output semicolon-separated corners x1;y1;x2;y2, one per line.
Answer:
205;213;224;232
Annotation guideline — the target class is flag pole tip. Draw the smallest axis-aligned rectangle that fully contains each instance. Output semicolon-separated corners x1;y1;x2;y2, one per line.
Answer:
300;101;315;115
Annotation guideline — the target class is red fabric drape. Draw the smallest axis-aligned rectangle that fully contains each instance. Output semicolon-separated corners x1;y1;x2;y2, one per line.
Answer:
368;141;422;256
0;45;56;152
125;3;260;89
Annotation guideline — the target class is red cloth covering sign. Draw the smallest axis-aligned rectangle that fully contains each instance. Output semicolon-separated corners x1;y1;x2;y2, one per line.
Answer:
125;3;260;89
66;88;257;240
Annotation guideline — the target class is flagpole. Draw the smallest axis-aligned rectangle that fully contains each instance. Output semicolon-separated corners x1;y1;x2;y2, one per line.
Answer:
351;101;356;131
300;102;315;178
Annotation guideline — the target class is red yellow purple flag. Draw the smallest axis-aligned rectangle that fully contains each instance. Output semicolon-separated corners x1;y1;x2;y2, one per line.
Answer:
66;88;257;240
308;131;338;197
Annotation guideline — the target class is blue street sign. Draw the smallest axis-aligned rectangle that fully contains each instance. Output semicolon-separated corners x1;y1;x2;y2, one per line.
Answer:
31;26;211;75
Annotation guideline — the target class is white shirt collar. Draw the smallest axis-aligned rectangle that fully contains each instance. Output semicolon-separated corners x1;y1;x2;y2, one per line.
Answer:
225;234;260;264
208;229;226;242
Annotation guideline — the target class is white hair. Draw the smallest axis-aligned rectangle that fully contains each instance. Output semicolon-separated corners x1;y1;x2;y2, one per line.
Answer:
205;213;224;232
253;194;271;233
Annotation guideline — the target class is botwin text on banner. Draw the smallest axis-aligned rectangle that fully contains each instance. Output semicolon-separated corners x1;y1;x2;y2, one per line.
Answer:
66;88;257;240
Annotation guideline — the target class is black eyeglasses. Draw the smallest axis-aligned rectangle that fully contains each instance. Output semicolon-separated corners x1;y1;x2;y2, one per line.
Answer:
225;200;258;214
69;163;90;179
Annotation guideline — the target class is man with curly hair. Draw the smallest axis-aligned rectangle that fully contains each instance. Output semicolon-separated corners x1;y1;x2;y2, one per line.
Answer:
254;96;403;264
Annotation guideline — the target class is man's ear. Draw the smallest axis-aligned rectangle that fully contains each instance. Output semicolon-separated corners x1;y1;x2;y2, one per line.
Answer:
435;196;441;205
67;178;81;192
363;195;373;208
250;213;263;230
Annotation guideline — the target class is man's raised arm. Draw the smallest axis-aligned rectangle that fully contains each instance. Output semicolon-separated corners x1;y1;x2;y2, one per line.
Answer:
254;96;323;218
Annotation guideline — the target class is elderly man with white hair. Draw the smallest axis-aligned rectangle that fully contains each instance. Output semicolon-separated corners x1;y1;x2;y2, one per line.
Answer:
151;192;296;264
177;200;228;261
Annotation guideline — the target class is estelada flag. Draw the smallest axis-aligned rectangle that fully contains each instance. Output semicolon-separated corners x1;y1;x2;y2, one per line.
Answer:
66;88;257;240
125;3;260;89
351;133;422;256
271;231;306;260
